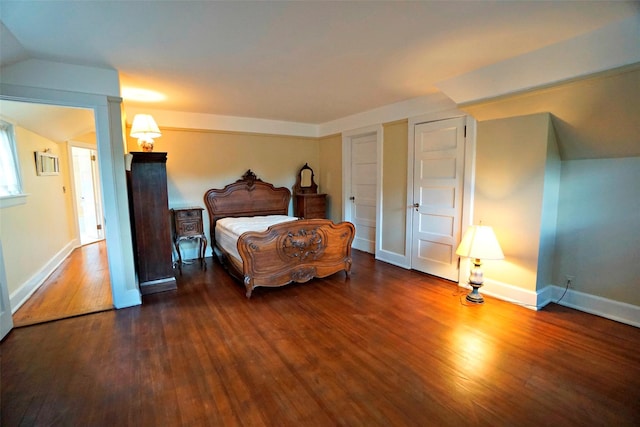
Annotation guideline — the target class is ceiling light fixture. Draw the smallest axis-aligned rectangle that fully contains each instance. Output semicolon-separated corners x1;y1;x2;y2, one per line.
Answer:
121;88;166;103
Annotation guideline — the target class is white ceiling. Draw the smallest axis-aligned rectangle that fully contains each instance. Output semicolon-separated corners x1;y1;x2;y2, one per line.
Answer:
0;100;94;143
1;1;638;124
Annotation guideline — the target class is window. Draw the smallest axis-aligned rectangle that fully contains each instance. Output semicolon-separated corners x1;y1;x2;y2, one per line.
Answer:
0;120;25;203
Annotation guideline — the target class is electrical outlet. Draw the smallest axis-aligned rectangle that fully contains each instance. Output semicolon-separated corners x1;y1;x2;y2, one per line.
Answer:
565;275;575;286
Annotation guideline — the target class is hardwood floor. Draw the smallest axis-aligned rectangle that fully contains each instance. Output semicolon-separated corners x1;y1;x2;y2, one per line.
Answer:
12;241;113;327
2;250;639;426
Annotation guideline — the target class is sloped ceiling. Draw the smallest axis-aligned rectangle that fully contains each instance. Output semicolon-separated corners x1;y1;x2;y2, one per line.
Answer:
0;100;94;143
462;66;640;160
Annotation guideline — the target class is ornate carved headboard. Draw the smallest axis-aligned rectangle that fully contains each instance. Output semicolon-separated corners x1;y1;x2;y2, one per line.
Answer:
203;170;291;244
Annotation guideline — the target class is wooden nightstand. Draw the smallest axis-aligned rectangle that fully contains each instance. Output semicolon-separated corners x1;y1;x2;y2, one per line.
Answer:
171;207;207;272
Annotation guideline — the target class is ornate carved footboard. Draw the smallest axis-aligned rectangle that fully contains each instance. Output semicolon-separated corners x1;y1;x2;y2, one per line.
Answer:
239;219;354;297
204;170;355;298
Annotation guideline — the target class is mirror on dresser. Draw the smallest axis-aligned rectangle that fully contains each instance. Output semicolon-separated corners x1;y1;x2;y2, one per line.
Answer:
292;163;326;219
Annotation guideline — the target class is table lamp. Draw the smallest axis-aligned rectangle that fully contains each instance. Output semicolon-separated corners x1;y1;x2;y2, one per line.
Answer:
130;114;161;152
455;224;504;304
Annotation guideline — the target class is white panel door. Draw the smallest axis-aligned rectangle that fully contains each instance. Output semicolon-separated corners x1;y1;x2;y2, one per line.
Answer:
411;117;465;281
350;133;378;253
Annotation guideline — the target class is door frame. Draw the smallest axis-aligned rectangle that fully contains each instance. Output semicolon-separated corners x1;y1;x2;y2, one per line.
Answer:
0;83;141;317
406;110;477;282
342;124;383;255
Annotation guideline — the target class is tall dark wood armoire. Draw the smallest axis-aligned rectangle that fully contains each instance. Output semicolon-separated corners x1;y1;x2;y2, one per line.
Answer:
127;152;176;295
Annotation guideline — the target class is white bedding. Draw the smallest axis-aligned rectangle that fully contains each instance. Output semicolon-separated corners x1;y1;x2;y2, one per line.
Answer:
215;215;298;262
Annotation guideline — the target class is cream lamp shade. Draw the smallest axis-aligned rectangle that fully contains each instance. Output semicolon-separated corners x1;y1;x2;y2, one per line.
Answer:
130;114;161;152
456;225;504;261
455;224;504;304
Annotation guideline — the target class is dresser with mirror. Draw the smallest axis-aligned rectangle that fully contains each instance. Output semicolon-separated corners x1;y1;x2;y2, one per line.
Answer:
292;163;326;219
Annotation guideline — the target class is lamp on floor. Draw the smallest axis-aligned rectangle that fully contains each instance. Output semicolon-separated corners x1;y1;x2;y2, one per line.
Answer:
455;224;504;304
130;114;161;152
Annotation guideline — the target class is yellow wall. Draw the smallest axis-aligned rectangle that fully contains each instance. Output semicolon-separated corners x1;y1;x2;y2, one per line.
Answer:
318;133;342;222
474;113;557;293
126;128;320;257
0;127;75;295
381;120;408;255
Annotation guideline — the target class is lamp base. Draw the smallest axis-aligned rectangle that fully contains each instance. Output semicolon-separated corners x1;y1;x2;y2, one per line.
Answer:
137;137;155;152
466;283;484;304
140;141;154;152
465;258;485;304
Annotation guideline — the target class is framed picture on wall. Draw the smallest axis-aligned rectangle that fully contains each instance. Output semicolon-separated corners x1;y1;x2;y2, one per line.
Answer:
34;151;60;176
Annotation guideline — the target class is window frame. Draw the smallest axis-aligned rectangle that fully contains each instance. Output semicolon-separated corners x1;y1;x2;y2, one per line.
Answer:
0;119;27;208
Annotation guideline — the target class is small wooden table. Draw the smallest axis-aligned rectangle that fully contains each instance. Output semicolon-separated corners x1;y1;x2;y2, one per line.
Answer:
171;207;207;272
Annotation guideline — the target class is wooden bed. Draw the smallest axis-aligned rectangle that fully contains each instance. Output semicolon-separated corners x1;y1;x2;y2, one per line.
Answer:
204;170;355;298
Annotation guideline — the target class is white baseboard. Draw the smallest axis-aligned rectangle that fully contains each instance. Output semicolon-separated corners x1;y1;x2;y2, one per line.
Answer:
467;277;640;328
476;277;540;309
375;249;410;269
9;240;76;313
544;285;640;328
353;237;375;254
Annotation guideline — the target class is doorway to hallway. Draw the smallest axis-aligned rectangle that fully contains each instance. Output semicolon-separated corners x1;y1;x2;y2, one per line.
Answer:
70;145;104;245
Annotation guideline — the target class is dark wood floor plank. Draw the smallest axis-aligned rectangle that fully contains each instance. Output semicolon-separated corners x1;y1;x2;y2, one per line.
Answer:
2;250;640;426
